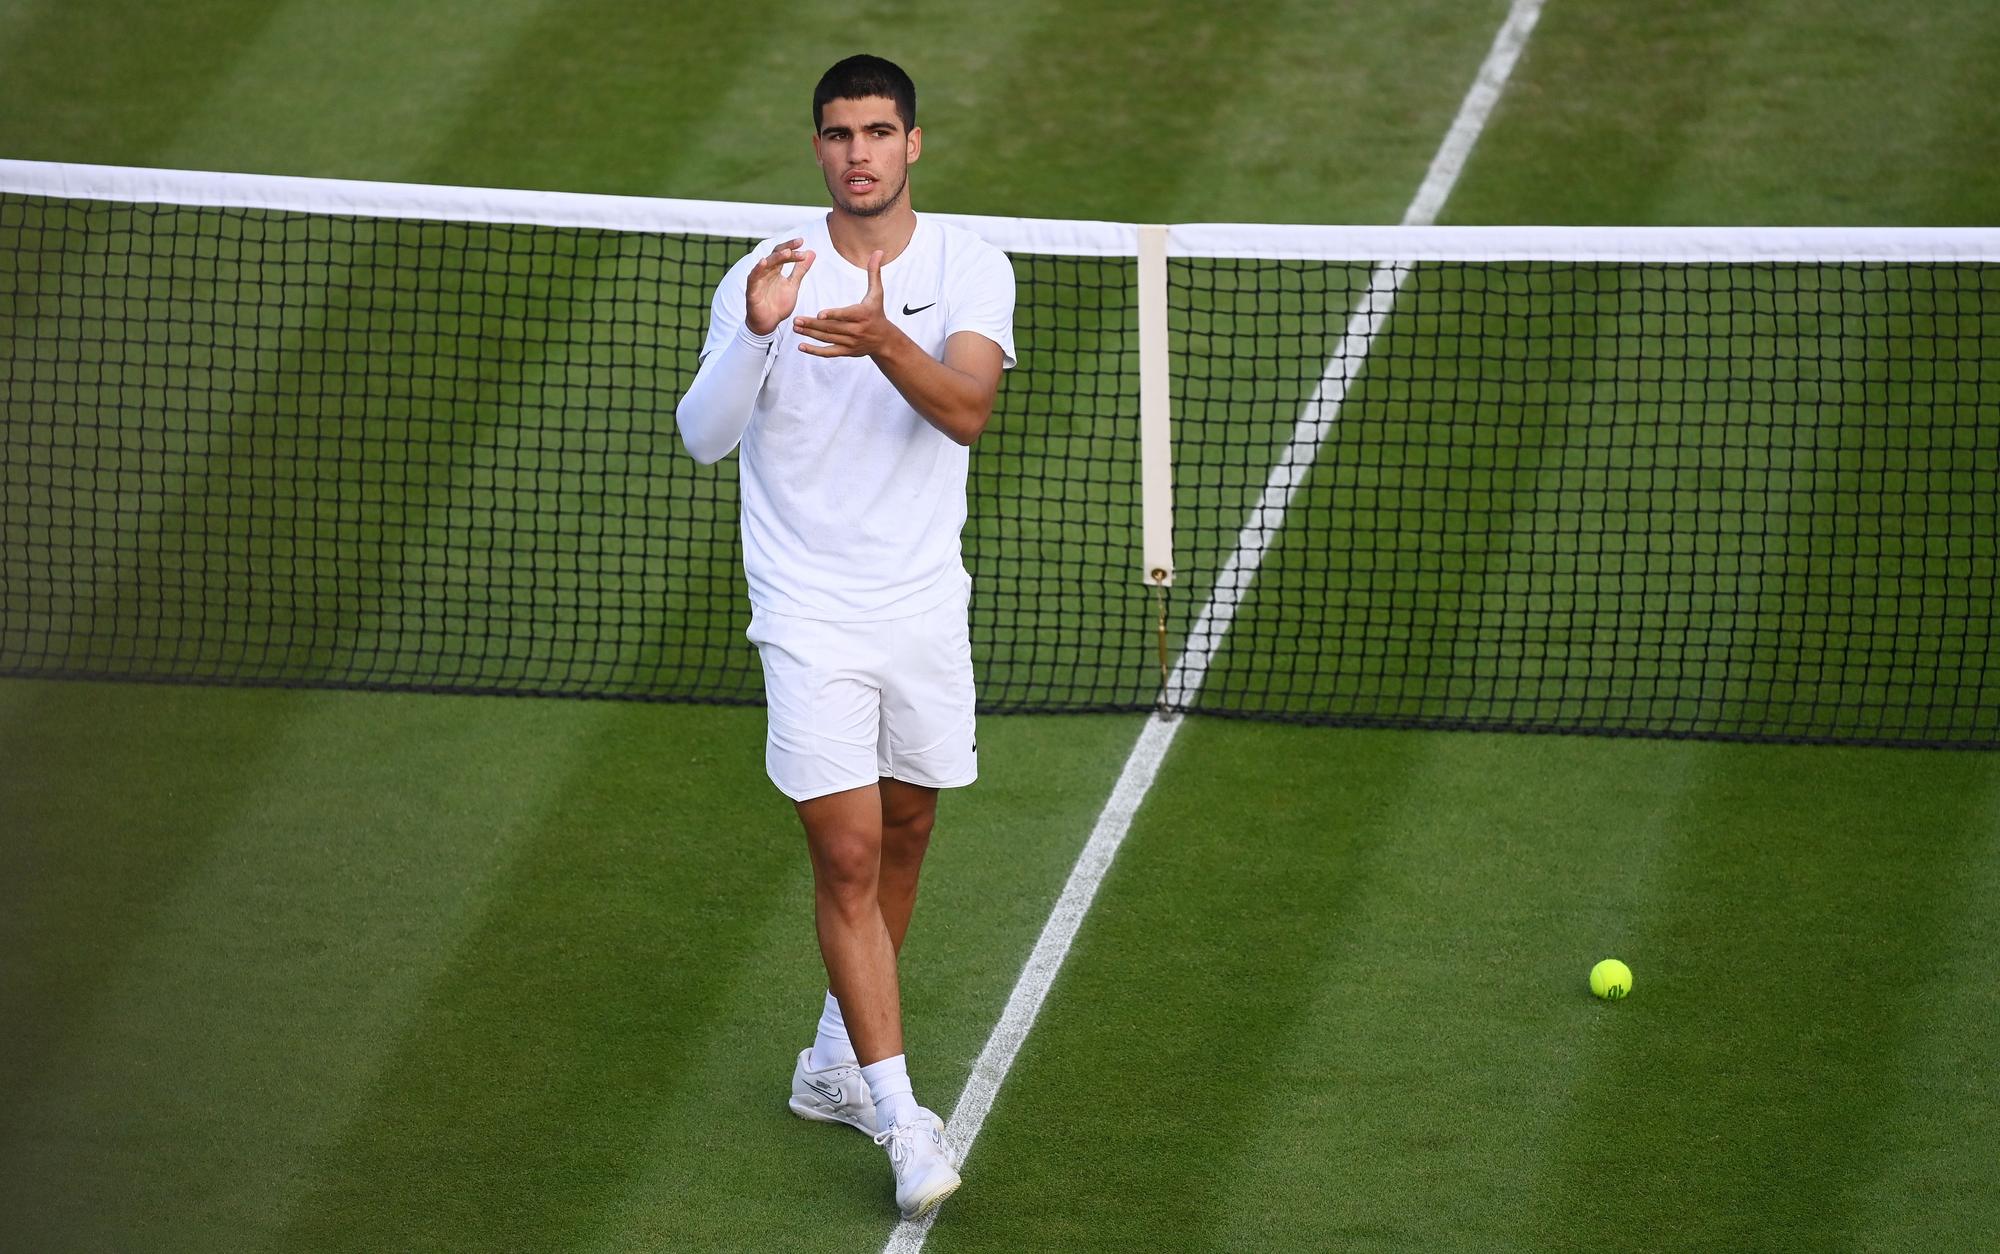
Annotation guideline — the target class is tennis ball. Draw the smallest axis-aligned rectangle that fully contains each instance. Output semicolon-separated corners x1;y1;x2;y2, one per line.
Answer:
1590;958;1633;1000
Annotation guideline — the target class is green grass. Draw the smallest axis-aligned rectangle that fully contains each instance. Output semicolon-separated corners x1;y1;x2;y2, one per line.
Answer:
948;723;2000;1251
3;0;2000;1250
1449;0;2000;226
0;678;1142;1251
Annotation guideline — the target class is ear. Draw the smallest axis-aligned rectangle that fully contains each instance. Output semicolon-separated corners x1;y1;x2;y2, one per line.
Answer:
906;125;921;165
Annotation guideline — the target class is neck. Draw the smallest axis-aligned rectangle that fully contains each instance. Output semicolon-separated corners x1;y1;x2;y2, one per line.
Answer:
826;197;918;267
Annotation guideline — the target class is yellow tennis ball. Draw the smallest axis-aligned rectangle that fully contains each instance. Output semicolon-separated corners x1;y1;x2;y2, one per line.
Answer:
1590;958;1633;1000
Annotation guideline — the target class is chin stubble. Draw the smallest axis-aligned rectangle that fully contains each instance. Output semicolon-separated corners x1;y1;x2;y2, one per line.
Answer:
836;172;907;218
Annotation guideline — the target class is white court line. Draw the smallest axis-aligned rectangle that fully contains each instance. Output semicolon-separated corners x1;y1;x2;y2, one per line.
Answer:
884;3;1546;1247
1402;0;1547;230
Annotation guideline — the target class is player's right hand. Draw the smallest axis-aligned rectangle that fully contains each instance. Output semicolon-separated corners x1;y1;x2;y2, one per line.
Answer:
745;238;815;336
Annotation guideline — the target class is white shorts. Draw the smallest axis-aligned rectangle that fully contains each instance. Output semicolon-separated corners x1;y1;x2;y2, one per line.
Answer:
746;585;979;803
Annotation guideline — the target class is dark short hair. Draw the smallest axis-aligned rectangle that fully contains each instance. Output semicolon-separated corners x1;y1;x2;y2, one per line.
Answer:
813;54;916;132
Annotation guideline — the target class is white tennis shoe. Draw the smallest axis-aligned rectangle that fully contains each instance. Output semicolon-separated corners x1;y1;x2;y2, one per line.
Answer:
875;1111;959;1220
788;1049;879;1134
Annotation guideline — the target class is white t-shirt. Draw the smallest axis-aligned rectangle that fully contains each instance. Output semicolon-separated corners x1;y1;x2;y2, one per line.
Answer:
701;214;1017;621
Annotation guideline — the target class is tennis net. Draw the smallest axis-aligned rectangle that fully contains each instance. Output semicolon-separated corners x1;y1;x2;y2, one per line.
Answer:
3;161;1996;746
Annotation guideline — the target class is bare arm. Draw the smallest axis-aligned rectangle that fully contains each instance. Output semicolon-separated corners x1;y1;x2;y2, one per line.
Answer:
870;330;1003;446
791;250;1005;446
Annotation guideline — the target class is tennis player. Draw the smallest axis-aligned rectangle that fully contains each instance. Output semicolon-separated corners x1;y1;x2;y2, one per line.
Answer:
674;54;1015;1220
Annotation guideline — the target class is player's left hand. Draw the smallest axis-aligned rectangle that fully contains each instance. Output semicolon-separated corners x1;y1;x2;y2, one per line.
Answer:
794;250;898;358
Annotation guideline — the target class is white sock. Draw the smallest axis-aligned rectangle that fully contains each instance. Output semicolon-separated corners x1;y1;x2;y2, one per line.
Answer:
808;990;858;1072
861;1054;920;1130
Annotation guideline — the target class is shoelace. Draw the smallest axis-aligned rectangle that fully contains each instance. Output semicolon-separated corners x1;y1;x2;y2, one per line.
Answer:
872;1119;940;1159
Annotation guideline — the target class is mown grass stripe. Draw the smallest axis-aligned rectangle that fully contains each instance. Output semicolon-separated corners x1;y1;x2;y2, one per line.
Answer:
1193;731;1706;1252
0;688;620;1251
1515;747;2000;1250
264;704;795;1254
152;0;556;181
0;681;310;1134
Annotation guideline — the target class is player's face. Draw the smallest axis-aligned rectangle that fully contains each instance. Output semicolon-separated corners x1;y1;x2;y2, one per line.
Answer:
813;96;920;218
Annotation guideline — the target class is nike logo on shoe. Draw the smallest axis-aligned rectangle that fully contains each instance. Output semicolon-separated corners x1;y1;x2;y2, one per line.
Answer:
804;1077;844;1103
901;301;936;316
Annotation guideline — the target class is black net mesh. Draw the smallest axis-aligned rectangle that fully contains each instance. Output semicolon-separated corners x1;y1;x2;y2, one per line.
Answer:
1171;258;2000;746
0;195;1147;710
3;193;1996;745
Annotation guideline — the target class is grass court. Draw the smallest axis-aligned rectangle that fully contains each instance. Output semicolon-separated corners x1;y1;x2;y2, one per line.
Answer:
4;2;1999;1250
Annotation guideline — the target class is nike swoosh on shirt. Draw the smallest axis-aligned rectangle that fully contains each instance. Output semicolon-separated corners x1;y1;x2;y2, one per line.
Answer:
901;301;937;316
